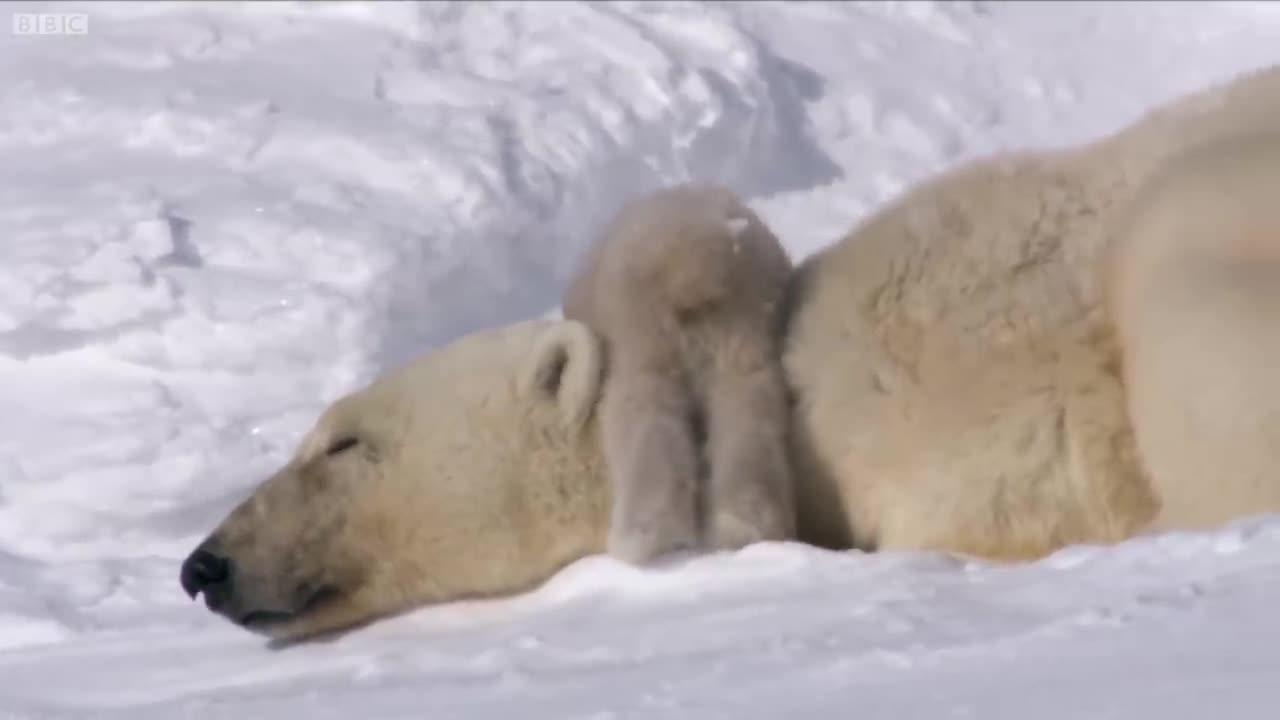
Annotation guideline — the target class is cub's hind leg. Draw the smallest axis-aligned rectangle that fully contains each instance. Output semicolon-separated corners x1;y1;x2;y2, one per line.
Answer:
703;365;797;550
599;367;703;563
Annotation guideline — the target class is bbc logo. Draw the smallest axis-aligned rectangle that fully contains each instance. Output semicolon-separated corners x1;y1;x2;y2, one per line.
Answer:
12;13;89;36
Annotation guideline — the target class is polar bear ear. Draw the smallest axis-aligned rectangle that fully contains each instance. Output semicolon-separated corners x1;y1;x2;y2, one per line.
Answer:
517;320;605;435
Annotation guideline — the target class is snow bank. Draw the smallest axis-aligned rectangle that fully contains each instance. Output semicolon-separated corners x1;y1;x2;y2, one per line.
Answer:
1;1;1278;717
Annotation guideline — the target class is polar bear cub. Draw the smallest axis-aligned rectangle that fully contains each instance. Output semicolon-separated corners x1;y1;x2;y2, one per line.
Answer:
563;183;797;563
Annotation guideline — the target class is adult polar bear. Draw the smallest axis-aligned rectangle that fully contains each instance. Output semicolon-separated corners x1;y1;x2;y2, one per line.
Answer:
180;65;1280;641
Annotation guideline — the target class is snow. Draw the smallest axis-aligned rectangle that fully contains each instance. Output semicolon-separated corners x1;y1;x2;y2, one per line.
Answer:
1;0;1278;717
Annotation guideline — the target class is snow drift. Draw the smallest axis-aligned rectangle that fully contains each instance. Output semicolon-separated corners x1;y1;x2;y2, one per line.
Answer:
1;1;1279;717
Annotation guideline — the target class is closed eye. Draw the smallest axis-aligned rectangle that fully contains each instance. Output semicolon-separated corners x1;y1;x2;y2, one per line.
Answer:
326;436;360;457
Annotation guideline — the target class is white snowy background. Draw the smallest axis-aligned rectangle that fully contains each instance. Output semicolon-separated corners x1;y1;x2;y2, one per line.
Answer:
2;1;1279;717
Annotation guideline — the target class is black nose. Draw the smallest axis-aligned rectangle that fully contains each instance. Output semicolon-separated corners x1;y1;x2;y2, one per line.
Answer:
180;545;232;607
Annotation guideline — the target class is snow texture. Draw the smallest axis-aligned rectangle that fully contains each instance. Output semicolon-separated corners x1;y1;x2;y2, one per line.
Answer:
1;1;1279;717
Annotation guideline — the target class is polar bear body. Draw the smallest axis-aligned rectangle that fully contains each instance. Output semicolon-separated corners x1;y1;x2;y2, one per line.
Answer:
563;184;796;563
784;64;1280;558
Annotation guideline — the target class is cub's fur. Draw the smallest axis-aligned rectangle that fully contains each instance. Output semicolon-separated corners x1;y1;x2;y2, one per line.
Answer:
563;184;796;563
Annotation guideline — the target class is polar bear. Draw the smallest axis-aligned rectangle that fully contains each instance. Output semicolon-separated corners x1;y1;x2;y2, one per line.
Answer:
180;320;613;639
562;184;796;563
180;64;1280;641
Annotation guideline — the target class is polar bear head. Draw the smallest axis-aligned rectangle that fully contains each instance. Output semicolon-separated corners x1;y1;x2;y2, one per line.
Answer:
179;320;610;641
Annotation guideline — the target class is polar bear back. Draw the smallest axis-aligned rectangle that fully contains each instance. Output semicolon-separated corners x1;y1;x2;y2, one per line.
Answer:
784;64;1280;559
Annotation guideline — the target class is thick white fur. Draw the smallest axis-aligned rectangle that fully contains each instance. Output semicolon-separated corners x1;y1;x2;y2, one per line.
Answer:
784;64;1280;559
